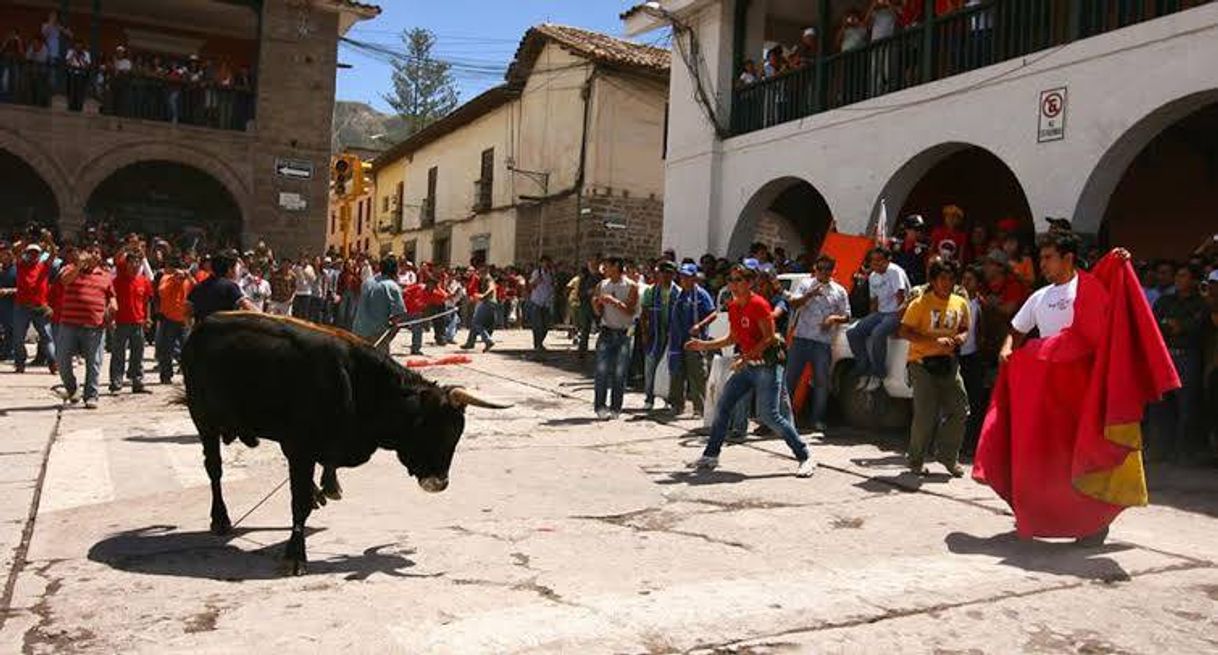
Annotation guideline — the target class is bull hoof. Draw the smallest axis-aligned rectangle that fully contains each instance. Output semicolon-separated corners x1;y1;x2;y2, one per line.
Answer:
210;517;233;535
279;558;307;576
321;482;343;501
311;486;328;509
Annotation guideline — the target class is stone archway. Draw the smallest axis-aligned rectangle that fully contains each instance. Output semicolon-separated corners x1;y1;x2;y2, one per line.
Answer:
728;176;833;260
872;142;1034;239
0;129;72;233
84;160;244;250
0;149;61;235
1074;89;1218;258
74;140;252;238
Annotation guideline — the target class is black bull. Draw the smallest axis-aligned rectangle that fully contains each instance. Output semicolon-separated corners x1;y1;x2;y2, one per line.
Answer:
181;312;509;575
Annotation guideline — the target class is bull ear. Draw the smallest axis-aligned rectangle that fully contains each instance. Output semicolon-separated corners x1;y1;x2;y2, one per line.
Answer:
448;387;513;410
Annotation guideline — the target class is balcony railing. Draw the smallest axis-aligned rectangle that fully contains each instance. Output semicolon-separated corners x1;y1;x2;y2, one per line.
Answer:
0;56;255;131
731;0;1207;135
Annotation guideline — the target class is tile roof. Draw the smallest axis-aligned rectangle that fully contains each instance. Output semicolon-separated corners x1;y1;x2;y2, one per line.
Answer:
508;23;670;83
334;0;381;15
620;3;650;20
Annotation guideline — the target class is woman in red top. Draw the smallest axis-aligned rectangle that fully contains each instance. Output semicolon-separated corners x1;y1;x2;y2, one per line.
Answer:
685;264;816;478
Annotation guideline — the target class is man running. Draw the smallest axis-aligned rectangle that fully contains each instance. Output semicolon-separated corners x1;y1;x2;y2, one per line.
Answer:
685;263;816;478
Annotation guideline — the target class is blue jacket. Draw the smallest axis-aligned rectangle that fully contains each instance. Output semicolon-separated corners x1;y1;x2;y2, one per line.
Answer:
667;284;715;372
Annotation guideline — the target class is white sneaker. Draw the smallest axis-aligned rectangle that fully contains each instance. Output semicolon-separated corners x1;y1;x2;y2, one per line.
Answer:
855;376;870;391
865;377;883;392
686;456;719;471
643;400;654;411
596;408;611;420
609;411;621;421
796;458;817;478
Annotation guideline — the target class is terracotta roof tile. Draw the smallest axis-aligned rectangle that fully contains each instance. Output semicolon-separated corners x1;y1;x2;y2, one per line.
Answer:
508;24;670;82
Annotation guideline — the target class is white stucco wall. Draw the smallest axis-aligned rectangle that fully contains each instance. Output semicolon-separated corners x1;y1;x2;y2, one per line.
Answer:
585;71;669;198
659;2;1218;257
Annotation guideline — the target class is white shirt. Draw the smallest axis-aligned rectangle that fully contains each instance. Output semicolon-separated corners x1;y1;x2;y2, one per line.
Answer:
869;263;911;314
961;296;981;356
1011;273;1078;339
791;278;851;343
241;275;272;312
598;277;638;330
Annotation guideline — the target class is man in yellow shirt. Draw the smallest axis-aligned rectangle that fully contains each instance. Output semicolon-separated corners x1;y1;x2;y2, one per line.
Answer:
900;258;972;477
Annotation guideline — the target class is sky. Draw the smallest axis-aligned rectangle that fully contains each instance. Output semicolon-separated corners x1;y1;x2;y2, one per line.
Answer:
336;1;662;113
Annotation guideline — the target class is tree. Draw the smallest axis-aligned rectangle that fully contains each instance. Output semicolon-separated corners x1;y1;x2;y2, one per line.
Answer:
382;28;459;137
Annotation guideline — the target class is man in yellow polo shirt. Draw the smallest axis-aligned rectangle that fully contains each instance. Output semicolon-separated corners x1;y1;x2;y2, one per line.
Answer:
900;258;972;477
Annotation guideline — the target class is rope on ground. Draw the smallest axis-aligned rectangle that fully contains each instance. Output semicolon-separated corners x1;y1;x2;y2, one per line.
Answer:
231;476;289;529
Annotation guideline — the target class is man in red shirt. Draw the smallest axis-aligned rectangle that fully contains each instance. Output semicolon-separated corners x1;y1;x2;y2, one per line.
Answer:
55;245;116;408
685;264;816;478
929;204;969;258
402;281;428;355
12;243;56;374
110;249;154;394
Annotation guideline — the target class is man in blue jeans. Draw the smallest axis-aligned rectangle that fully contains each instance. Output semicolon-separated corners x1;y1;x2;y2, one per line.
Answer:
846;247;910;392
686;264;816;478
786;254;852;434
592;257;639;420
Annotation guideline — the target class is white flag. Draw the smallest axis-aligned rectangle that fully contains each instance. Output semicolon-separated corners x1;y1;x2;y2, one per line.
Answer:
875;199;888;245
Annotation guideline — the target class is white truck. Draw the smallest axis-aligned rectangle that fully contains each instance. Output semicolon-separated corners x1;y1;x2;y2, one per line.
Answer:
705;273;912;430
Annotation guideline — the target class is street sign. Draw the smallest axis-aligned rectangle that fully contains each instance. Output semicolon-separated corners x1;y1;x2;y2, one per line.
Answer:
1038;87;1067;143
278;192;307;212
604;221;627;230
275;157;314;180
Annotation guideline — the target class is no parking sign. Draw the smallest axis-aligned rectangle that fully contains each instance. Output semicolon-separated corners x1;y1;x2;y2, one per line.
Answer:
1038;87;1067;143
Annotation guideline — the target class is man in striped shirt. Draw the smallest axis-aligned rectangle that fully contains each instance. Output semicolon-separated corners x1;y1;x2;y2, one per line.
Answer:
55;245;116;409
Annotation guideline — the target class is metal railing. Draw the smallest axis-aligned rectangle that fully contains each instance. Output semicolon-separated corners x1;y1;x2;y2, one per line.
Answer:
0;57;255;131
731;0;1209;135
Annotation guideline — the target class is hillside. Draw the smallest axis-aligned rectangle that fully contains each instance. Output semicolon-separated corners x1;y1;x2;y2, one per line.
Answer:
331;101;409;153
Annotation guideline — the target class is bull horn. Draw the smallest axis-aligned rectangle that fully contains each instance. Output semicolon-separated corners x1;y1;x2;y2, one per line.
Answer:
448;388;513;409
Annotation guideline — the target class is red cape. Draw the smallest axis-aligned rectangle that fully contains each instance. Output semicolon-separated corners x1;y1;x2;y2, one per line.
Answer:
972;252;1179;538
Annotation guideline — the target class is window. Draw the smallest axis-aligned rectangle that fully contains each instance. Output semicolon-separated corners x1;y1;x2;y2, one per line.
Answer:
356;199;363;234
475;148;494;211
423;166;438;226
382;195;389;212
471;233;490;267
404;239;417;264
433;237;450;266
330;212;336;235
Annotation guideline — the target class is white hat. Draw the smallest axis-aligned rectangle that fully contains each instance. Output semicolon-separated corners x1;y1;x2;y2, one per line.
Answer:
24;243;41;253
803;27;817;37
1208;269;1218;283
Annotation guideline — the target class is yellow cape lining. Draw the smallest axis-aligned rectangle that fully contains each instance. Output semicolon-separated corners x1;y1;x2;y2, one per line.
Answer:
1072;422;1149;507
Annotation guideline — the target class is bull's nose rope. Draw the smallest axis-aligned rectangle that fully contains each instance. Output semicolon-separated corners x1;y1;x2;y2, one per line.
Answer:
232;476;290;529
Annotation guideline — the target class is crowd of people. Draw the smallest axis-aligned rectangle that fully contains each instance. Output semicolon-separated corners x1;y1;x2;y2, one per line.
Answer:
0;10;254;129
3;213;1216;482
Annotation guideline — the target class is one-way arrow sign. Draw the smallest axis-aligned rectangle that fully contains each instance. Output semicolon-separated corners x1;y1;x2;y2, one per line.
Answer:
275;158;314;180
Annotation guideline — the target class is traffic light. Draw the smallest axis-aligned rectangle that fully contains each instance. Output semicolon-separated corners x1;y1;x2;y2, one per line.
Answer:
333;157;351;198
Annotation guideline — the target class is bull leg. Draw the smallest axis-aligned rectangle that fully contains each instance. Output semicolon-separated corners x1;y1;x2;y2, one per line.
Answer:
202;433;232;535
281;455;315;576
320;466;342;500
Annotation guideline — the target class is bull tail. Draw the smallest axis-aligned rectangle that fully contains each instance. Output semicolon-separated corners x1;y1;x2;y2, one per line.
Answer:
168;389;189;407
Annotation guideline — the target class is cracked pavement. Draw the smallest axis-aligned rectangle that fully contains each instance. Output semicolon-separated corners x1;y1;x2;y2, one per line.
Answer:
0;331;1215;654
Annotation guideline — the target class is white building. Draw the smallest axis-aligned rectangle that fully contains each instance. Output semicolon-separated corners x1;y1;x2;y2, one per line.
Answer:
625;0;1218;261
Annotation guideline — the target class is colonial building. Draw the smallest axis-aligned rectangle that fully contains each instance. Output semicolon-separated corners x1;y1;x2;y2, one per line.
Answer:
625;1;1218;260
372;24;670;267
0;0;379;254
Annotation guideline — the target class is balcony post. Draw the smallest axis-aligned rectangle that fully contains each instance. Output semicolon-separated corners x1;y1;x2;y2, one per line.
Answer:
813;0;829;113
1068;0;1083;41
90;0;101;62
921;0;935;83
730;0;750;134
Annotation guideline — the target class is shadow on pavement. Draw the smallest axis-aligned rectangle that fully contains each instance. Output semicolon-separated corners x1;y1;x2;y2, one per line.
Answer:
945;531;1132;582
483;348;595;377
123;434;199;445
88;525;423;581
655;470;793;486
0;403;63;416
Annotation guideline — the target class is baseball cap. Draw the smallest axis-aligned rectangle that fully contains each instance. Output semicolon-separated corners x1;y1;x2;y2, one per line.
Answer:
902;214;925;229
657;260;678;274
1046;217;1073;230
678;263;699;277
742;258;761;271
24;243;41;253
803;27;817;37
1208;270;1218;283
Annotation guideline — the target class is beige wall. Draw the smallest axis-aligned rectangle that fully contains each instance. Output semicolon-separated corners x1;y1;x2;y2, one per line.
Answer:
372;156;409;256
585;72;668;198
514;44;593;195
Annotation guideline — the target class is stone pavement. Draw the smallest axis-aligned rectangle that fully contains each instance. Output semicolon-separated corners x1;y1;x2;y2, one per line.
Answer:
0;330;1215;654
